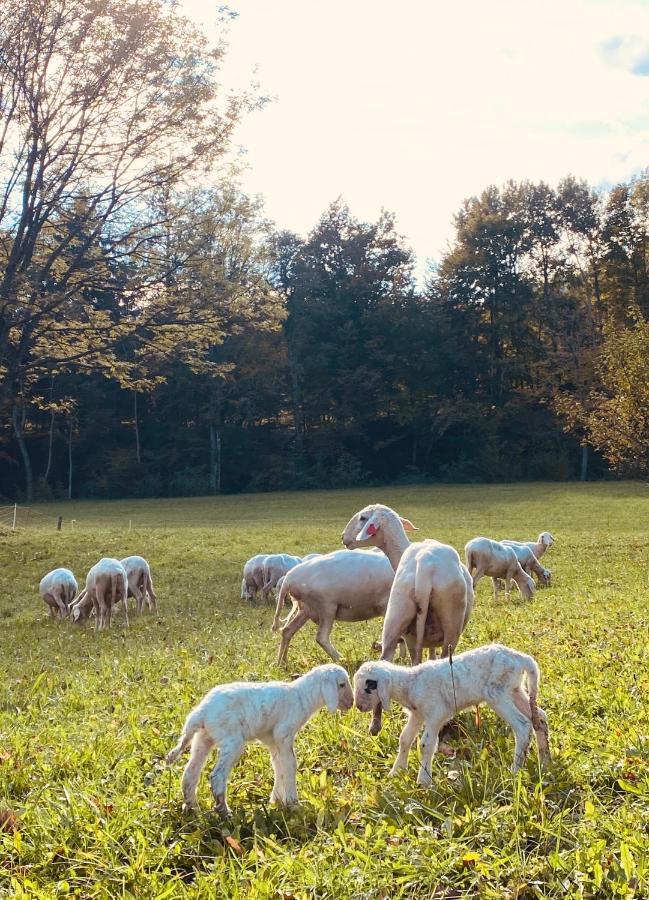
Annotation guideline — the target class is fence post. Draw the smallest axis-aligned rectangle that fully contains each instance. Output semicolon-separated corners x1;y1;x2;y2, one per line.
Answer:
12;504;17;532
57;515;63;531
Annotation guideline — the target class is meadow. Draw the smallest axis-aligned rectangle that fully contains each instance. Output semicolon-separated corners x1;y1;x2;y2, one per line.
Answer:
0;482;648;899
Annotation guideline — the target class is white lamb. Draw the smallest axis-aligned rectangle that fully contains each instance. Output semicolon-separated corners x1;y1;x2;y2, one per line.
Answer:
39;568;78;619
241;554;269;601
166;663;353;815
501;542;551;587
464;537;536;600
120;555;158;613
261;553;303;595
70;558;129;630
354;644;551;783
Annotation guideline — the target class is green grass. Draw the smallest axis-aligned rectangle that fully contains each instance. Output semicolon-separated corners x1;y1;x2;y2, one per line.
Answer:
1;483;648;898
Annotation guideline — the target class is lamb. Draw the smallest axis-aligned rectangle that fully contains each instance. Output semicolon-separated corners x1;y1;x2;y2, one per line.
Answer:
271;549;395;665
70;558;129;630
501;542;551;587
39;568;78;619
261;553;303;595
464;537;536;600
354;644;551;782
166;663;353;815
120;555;158;613
241;554;269;601
503;532;554;561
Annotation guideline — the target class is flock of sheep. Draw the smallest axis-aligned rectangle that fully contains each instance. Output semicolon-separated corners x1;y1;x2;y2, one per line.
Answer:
37;502;554;817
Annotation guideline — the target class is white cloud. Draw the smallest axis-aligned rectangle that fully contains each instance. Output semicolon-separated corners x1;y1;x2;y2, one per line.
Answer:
182;0;649;274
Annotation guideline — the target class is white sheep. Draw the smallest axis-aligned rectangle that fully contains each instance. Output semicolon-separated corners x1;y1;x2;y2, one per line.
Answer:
39;568;78;619
354;644;551;782
341;504;474;666
464;537;536;600
241;554;269;601
120;555;158;614
70;558;129;630
501;542;551;587
261;553;303;595
271;549;395;665
166;663;353;815
503;532;554;561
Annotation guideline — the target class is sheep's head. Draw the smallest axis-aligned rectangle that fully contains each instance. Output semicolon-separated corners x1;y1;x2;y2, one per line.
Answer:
539;568;552;587
353;662;392;713
319;664;353;712
341;504;417;549
516;570;536;600
539;532;554;548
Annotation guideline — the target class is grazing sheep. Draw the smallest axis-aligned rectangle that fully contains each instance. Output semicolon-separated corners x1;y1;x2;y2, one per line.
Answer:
501;542;551;587
465;537;536;600
166;663;353;815
120;555;158;614
354;644;550;782
341;503;474;736
261;554;303;595
39;568;78;619
70;558;129;630
241;554;270;602
271;549;395;665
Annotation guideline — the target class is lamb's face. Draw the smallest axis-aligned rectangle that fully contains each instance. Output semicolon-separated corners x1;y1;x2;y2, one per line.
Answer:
540;532;554;548
353;665;384;713
337;675;354;712
540;568;552;587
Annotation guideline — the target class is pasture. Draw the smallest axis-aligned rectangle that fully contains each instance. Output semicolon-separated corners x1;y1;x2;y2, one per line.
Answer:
0;482;648;898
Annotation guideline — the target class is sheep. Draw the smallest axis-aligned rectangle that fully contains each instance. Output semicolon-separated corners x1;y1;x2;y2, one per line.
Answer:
341;504;474;735
354;644;551;782
241;554;270;602
341;504;474;666
503;532;554;561
70;558;129;630
261;553;303;595
501;542;551;587
39;568;78;619
120;555;158;614
165;663;353;815
465;537;536;600
271;549;395;665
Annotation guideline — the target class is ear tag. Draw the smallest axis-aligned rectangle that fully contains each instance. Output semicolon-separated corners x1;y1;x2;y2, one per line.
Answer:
366;523;378;537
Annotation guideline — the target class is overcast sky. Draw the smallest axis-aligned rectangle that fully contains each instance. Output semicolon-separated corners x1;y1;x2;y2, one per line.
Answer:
183;0;649;273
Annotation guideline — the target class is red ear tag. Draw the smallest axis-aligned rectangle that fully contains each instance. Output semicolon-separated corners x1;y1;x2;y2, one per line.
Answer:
366;523;378;537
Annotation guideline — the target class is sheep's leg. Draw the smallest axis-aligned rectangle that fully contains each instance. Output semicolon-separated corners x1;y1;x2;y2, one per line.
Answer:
132;581;145;615
54;590;68;619
277;609;310;666
492;577;500;600
48;602;56;619
472;569;484;589
269;739;298;805
180;731;214;810
417;719;445;786
209;738;245;817
315;613;341;662
390;711;423;775
489;695;534;773
94;589;105;631
512;689;551;768
146;574;158;611
121;589;129;628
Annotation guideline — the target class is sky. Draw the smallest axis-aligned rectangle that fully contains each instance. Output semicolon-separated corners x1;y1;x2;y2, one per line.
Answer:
181;0;649;274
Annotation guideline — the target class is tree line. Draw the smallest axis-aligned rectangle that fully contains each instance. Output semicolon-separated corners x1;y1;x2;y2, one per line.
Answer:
1;0;647;501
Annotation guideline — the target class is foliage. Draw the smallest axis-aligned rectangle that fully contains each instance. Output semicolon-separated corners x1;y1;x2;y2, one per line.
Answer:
0;484;647;897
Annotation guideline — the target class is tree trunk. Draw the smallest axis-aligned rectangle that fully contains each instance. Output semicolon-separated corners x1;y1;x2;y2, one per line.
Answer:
12;403;33;501
68;416;73;500
133;391;141;465
44;409;55;482
209;423;222;494
580;444;588;482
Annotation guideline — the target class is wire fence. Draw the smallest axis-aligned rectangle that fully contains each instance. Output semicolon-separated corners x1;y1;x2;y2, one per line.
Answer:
0;503;65;532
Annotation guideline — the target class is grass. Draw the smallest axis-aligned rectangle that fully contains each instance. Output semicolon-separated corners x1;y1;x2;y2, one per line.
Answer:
0;482;648;898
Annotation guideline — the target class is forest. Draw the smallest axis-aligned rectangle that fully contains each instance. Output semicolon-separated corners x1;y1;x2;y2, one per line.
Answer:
2;0;649;501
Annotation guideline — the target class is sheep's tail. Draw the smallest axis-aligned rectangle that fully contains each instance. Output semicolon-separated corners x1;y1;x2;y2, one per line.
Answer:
522;654;542;731
464;548;475;573
414;557;435;620
272;577;291;632
166;709;203;765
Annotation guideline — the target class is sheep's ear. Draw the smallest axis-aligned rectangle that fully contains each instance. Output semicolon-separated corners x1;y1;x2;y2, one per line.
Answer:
399;517;418;532
377;677;391;712
322;676;339;713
